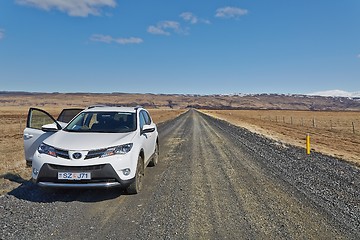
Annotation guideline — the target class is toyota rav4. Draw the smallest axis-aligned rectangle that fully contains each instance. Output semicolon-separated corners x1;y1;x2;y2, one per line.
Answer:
23;106;159;194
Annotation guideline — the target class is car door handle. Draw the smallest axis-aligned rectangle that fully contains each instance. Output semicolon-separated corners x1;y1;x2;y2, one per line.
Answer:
24;134;33;140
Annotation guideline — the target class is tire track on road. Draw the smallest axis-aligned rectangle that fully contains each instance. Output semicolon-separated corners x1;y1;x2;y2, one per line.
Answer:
188;110;256;239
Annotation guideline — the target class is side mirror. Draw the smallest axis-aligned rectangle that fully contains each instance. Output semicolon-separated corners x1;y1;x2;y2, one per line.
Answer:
141;125;155;135
41;123;61;132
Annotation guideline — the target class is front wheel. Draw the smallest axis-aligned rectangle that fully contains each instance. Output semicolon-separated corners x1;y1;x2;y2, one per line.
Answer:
126;155;144;194
149;143;159;167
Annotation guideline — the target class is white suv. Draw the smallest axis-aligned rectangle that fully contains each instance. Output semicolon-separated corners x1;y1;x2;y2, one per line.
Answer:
23;106;159;194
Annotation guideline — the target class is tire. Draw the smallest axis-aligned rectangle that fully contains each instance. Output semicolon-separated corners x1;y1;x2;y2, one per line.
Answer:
26;160;32;167
149;143;159;167
126;155;144;194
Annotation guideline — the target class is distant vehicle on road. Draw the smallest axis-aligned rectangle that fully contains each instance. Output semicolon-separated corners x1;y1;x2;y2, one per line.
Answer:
23;106;159;194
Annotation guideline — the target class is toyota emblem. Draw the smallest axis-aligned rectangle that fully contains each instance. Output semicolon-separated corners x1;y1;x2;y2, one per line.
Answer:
72;152;82;159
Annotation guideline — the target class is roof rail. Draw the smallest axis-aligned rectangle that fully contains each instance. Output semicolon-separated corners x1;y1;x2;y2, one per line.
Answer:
86;105;143;110
134;105;143;110
86;105;108;109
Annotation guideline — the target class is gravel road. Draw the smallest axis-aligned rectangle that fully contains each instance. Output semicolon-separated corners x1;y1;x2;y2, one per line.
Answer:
1;109;359;239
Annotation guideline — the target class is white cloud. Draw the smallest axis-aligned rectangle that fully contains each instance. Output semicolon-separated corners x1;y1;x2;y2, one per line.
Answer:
147;26;170;36
357;54;360;58
90;34;143;44
115;37;143;45
180;12;210;24
147;21;187;36
160;21;181;31
0;29;4;40
180;12;198;24
215;6;248;19
90;34;113;43
16;0;116;17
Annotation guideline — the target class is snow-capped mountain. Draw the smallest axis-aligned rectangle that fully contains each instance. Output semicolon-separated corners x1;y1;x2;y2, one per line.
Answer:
308;90;360;98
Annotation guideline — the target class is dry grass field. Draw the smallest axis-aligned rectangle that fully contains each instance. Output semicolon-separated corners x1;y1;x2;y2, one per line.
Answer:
1;91;360;194
202;110;360;167
0;106;185;194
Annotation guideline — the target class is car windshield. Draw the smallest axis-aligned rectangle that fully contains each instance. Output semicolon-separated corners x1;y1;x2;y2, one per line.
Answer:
63;111;136;133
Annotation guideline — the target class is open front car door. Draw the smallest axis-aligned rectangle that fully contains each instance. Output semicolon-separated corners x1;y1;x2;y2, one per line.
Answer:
23;108;83;166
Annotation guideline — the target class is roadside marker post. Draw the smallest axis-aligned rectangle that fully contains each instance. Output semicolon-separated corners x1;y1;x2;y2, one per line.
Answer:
306;134;311;155
352;122;355;134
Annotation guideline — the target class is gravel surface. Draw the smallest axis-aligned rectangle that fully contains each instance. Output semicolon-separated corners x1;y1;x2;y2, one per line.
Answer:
1;109;359;239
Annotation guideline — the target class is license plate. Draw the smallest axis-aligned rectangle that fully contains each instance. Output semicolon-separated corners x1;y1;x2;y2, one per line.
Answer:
58;172;91;180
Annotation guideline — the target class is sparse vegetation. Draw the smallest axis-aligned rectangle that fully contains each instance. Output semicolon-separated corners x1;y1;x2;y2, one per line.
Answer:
1;92;360;194
202;110;360;166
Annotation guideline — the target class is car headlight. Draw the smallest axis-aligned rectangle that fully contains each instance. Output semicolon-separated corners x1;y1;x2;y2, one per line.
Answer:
38;143;57;157
100;143;133;158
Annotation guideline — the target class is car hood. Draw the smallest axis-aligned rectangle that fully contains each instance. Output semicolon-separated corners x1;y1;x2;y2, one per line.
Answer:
44;130;137;150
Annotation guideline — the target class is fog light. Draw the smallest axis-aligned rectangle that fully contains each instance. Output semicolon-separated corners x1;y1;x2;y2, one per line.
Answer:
32;168;39;176
122;168;131;176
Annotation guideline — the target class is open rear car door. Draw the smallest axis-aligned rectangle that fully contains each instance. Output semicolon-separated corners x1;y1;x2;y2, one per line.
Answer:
23;108;83;166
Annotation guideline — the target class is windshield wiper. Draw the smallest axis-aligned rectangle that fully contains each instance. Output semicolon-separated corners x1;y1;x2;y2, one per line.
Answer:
63;129;84;132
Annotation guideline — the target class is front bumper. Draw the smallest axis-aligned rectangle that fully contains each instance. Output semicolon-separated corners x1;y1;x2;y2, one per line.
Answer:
37;181;122;188
33;163;134;189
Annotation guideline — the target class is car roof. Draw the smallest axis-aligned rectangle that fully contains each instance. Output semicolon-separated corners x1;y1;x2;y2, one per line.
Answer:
83;106;141;113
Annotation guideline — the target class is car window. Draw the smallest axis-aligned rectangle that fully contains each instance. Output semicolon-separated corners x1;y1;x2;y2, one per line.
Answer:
87;113;97;128
57;109;83;123
27;108;58;130
64;112;136;133
140;110;151;125
139;111;146;129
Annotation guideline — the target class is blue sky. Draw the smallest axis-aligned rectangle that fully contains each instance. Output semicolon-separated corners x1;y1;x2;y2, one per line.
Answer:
0;0;359;94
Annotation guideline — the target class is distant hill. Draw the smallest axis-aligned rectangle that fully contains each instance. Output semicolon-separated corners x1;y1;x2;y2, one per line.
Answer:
1;91;360;111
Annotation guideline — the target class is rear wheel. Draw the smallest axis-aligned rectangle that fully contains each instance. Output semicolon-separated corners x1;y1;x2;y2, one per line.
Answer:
149;143;159;167
126;155;144;194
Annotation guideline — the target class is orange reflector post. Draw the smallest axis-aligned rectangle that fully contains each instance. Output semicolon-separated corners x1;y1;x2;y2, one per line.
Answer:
306;134;311;155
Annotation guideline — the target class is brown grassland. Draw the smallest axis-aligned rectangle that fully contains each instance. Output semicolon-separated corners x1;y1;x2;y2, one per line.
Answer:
202;110;360;167
0;106;185;194
1;92;360;194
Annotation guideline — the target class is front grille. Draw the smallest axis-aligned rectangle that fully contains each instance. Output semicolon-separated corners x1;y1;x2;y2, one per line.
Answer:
48;164;106;171
85;148;106;160
53;147;106;160
55;148;70;159
53;147;108;160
